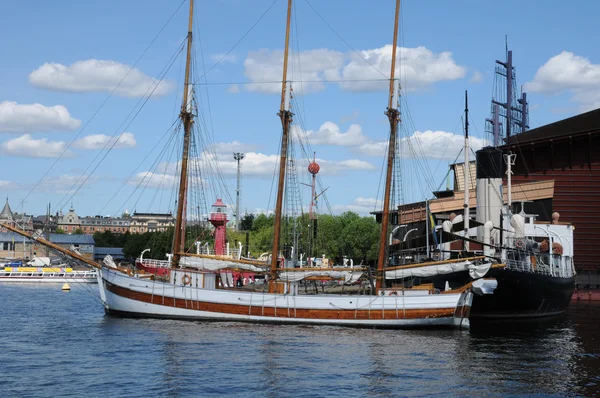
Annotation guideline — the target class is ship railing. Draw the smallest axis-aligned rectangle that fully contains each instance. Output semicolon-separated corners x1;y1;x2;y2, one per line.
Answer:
136;258;171;268
194;248;242;258
0;269;97;278
505;250;575;278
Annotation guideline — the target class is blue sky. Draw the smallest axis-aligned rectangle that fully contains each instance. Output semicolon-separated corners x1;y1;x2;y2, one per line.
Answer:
1;0;598;219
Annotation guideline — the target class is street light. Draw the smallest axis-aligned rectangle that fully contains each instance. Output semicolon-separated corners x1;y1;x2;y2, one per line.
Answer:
233;152;245;231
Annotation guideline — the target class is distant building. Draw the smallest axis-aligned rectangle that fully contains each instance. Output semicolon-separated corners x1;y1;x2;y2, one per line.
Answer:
31;215;58;233
130;212;175;233
57;206;80;233
57;206;131;234
0;232;95;260
80;216;131;234
0;198;33;232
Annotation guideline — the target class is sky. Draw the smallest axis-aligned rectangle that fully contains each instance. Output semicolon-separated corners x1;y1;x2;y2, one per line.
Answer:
1;0;599;219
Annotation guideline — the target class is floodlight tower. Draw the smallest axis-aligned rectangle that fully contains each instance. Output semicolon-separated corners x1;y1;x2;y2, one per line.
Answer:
233;152;245;231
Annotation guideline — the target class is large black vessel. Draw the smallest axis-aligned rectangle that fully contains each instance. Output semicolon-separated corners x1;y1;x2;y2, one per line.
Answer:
386;138;575;324
470;267;575;320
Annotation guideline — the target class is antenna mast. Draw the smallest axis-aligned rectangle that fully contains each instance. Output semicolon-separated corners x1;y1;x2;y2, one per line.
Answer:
172;0;195;267
269;0;293;292
375;0;401;294
463;90;470;252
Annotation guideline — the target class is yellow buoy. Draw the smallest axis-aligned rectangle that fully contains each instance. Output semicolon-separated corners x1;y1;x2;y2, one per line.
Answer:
61;283;71;291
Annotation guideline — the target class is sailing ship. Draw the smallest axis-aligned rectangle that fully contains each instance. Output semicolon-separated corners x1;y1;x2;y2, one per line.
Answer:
387;93;576;322
1;0;499;329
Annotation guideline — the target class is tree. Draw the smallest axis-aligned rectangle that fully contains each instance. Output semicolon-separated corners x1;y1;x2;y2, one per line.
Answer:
123;233;151;260
73;228;84;235
55;228;65;234
252;213;273;231
240;213;255;231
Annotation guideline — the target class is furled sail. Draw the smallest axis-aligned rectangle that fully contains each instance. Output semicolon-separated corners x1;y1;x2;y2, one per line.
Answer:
278;269;364;284
180;255;266;273
385;260;492;280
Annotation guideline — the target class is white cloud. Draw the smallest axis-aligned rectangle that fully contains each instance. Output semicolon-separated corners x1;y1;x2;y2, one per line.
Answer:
0;101;81;133
212;140;259;154
243;48;344;94
352;130;488;160
469;70;483;83
0;180;18;190
1;134;71;158
525;51;600;111
340;45;466;92
129;172;178;189
326;159;375;172
399;130;488;161
301;122;367;146
354;141;388;157
139;140;374;186
73;132;137;150
240;45;465;94
38;174;96;194
29;59;175;98
205;151;279;177
333;197;382;215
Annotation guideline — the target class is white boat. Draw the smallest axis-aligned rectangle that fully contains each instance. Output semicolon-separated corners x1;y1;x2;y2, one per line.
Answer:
1;0;498;328
0;265;97;283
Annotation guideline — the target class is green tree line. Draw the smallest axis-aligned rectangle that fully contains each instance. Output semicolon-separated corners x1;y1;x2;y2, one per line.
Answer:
92;212;381;265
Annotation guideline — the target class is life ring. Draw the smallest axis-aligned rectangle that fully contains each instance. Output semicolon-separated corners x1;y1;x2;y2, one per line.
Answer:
515;239;525;249
182;274;192;286
389;291;398;296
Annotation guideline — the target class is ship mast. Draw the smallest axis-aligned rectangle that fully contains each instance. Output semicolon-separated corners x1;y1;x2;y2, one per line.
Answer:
269;0;293;291
172;0;195;267
375;0;401;294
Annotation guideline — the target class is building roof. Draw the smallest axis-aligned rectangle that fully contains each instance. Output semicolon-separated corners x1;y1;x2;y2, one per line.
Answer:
132;212;173;217
0;232;20;241
95;247;124;255
49;233;95;244
0;232;95;244
0;199;13;219
505;107;600;146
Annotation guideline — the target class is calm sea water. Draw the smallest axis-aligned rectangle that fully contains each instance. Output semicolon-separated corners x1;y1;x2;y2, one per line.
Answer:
0;283;598;398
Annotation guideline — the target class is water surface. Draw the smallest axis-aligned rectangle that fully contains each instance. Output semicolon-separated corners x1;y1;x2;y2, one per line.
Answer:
0;283;598;397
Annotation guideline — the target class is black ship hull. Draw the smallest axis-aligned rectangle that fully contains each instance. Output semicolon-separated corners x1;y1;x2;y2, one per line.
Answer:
426;267;575;322
469;268;575;321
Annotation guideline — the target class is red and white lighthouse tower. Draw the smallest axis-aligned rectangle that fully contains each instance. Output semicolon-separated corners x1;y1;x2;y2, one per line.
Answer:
209;198;228;256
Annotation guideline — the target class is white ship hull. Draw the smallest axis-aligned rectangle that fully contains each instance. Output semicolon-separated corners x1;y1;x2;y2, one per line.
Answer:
97;267;491;329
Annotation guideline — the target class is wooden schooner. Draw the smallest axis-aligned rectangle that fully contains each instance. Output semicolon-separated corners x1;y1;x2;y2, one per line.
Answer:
2;0;498;329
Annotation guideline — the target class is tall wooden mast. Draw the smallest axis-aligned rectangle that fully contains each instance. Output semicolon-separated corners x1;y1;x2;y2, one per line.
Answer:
375;0;401;293
269;0;293;291
172;0;195;267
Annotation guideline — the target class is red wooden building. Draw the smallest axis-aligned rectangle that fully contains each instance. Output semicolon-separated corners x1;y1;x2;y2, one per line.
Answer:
503;108;600;272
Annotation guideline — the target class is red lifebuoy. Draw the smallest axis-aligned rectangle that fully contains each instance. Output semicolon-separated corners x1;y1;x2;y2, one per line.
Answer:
182;274;191;285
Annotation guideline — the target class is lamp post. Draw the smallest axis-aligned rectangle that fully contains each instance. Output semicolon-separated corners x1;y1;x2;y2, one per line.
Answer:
233;152;245;231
